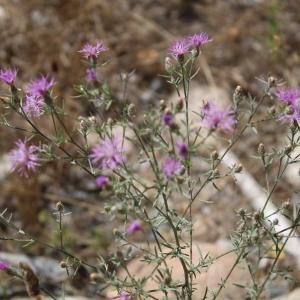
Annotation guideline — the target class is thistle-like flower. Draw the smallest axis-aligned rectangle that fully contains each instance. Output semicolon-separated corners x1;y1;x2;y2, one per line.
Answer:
27;75;56;98
188;32;212;48
96;176;109;189
201;102;236;132
0;262;9;271
176;142;188;157
275;88;300;106
275;88;300;123
169;39;189;59
79;41;108;60
163;157;182;179
90;136;125;170
23;95;45;118
0;68;17;85
108;292;131;300
10;139;40;177
127;220;142;235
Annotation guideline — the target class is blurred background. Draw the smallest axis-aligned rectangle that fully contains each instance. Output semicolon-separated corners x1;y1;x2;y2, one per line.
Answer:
0;0;300;299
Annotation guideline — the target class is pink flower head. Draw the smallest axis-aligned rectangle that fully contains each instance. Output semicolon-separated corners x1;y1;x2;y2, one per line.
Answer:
162;112;174;126
127;220;142;235
169;39;189;59
90;136;125;170
0;68;17;85
23;95;45;118
96;175;109;189
201;102;236;132
10;139;40;177
275;88;300;106
176;142;188;157
0;262;9;271
27;75;56;98
188;32;212;48
79;41;108;60
163;157;182;179
108;291;131;300
86;68;97;83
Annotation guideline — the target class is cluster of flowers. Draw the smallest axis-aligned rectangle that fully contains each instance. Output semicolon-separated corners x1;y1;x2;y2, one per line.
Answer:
169;32;212;58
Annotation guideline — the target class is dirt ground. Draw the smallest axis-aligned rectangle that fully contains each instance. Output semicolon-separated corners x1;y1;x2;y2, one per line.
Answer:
0;0;300;299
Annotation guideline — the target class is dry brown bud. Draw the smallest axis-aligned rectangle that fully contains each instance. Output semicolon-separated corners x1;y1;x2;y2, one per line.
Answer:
235;164;243;173
258;143;265;156
56;201;64;212
59;261;67;268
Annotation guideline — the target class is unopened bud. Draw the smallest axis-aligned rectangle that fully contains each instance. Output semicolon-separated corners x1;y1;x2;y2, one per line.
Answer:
59;261;67;268
159;99;166;111
282;201;291;210
234;85;244;98
211;151;219;160
285;145;293;154
268;76;277;88
269;106;277;115
258;143;265;156
90;272;103;282
56;202;64;212
235;164;243;173
176;97;184;111
165;57;173;73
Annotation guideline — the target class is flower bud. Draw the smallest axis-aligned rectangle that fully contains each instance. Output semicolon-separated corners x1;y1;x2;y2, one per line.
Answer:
234;85;244;98
90;272;103;282
235;164;243;173
258;143;265;156
211;151;219;160
56;202;64;212
285;144;292;154
268;76;277;88
165;57;173;73
59;261;67;268
176;97;184;111
159;99;166;111
282;201;291;210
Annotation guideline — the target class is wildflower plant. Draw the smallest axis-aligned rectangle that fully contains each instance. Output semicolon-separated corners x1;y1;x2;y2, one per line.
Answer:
0;33;300;300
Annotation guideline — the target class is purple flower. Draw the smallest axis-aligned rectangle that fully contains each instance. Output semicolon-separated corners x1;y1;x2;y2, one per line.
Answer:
96;176;109;189
201;102;236;132
27;75;56;97
127;221;142;235
163;157;182;179
176;142;188;157
0;68;17;85
23;95;45;118
169;39;189;59
86;68;97;83
10;139;40;177
79;41;108;60
275;88;300;106
108;292;131;300
0;262;9;271
188;33;212;48
162;113;173;126
275;88;300;124
90;136;125;170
